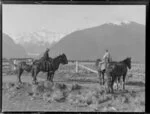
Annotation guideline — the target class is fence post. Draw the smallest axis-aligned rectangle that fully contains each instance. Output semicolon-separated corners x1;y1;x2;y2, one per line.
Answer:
76;61;78;73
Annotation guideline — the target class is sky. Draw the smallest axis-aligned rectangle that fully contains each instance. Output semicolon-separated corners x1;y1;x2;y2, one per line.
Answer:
3;5;146;40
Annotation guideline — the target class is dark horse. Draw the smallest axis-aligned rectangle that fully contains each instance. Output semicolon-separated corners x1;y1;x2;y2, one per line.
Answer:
17;61;32;84
95;59;105;85
16;57;52;84
105;57;131;93
31;53;68;84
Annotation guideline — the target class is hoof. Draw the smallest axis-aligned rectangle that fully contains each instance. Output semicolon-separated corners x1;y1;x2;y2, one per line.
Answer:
17;80;22;84
18;82;22;85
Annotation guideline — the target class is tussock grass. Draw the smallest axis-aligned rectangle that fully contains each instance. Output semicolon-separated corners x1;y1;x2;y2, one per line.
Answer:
43;91;53;103
42;83;70;103
54;83;67;91
71;84;82;91
67;87;112;108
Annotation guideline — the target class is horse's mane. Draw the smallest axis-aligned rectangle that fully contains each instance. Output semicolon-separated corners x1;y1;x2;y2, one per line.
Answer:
108;57;131;69
120;58;130;64
53;54;62;60
51;54;66;63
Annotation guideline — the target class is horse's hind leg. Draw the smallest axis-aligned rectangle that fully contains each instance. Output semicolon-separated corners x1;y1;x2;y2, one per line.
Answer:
32;69;39;85
17;68;23;84
50;73;54;84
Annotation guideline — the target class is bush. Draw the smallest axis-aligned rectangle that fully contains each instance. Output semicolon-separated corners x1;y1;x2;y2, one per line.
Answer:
44;81;53;91
43;92;53;102
32;84;45;96
6;82;15;89
54;83;67;91
71;84;82;91
51;90;65;102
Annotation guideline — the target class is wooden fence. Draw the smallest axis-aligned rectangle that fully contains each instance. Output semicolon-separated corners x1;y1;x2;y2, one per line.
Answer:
2;58;142;75
2;58;34;75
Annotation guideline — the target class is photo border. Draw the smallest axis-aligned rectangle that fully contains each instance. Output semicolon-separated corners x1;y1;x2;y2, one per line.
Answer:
0;0;149;113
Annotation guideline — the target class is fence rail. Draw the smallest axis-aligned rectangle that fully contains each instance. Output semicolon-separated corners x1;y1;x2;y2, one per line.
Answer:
75;61;98;74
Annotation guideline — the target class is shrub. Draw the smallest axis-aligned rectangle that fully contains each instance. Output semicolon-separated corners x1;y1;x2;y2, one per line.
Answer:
71;84;82;91
31;84;45;96
43;92;53;103
54;83;67;91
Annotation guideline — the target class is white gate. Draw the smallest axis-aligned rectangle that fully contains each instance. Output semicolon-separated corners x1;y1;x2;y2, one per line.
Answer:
75;61;98;74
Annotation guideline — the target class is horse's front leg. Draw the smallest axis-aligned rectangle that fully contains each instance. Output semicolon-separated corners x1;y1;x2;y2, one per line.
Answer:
117;77;122;90
116;77;119;90
47;72;49;81
111;78;115;93
47;71;51;81
50;72;54;84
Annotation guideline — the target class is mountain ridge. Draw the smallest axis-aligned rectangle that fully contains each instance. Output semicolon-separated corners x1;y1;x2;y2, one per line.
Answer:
3;33;28;59
49;21;145;63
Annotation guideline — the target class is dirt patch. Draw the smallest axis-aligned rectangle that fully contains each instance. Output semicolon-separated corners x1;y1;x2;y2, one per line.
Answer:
2;63;145;112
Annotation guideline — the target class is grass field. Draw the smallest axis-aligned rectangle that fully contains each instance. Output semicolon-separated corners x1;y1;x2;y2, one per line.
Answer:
2;62;145;112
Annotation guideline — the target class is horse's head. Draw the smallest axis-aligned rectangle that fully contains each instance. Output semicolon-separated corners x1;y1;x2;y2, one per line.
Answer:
125;57;131;69
59;53;68;65
95;58;101;67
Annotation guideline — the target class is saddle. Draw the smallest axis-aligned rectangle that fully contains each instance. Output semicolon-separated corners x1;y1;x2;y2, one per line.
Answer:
33;57;52;64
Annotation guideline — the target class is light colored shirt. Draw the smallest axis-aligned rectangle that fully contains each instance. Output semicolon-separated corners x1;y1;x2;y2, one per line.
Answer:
14;60;17;65
103;52;110;60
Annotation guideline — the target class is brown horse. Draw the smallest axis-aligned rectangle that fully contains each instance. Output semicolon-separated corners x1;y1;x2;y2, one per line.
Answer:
16;57;52;84
31;53;68;84
105;57;131;93
16;61;32;84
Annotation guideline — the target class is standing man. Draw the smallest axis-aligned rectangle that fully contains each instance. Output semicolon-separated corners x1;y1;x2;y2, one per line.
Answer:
102;49;112;69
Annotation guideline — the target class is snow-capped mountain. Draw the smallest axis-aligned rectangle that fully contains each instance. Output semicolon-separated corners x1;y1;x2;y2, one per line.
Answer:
15;28;66;45
15;28;68;57
105;20;133;25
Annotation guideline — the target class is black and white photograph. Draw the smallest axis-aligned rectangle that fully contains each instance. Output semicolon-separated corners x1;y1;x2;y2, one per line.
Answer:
2;4;145;112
